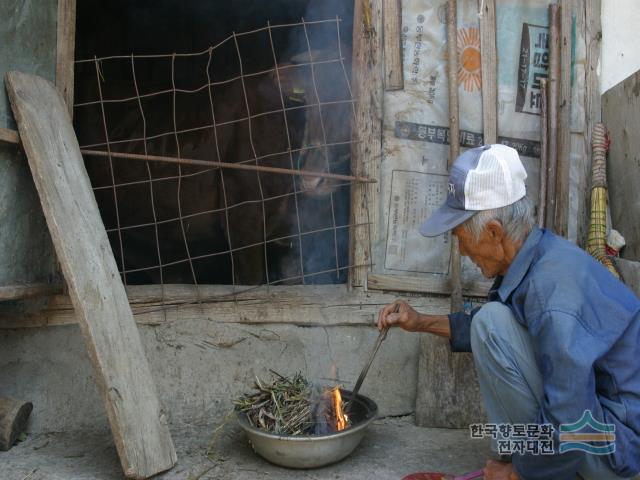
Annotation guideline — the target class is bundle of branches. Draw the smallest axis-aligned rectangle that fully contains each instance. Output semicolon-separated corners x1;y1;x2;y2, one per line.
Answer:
234;371;350;436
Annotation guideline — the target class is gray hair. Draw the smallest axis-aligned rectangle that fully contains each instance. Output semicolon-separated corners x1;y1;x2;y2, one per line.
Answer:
463;196;535;243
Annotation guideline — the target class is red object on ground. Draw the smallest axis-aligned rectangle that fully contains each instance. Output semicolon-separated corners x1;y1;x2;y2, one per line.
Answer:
402;474;449;480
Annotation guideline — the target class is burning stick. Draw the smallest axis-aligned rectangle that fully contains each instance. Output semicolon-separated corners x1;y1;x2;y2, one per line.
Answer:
234;371;350;436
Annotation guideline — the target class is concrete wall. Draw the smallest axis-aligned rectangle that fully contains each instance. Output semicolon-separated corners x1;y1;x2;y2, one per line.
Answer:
600;0;640;94
0;286;453;433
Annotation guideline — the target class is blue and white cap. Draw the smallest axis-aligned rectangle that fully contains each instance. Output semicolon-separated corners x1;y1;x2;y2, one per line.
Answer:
419;144;528;237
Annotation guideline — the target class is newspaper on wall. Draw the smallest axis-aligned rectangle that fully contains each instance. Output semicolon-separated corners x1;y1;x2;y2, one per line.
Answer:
377;0;586;284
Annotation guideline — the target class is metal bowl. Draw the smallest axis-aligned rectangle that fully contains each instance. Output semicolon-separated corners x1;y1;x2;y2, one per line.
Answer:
237;389;378;469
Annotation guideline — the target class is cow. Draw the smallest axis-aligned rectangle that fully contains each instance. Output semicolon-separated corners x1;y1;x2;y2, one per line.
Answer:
74;48;353;286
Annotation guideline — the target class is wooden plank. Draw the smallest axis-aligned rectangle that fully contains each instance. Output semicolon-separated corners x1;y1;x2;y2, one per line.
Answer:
479;0;497;145
55;0;76;117
446;0;463;313
0;127;19;145
0;284;452;329
383;0;403;91
603;70;640;262
5;71;176;479
415;0;484;430
554;0;573;237
538;79;549;228
0;283;63;301
545;3;560;230
349;0;384;288
578;0;602;248
367;273;491;298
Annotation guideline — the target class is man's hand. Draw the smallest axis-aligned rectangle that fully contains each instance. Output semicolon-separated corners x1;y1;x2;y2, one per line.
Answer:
483;460;519;480
377;300;421;332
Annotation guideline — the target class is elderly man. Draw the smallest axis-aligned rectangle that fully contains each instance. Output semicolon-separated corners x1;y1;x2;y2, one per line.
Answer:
378;145;640;480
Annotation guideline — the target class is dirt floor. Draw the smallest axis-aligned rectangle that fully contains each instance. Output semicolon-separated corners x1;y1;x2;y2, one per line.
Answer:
2;416;493;480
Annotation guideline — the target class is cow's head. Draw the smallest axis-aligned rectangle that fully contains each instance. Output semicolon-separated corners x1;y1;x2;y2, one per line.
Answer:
275;49;352;198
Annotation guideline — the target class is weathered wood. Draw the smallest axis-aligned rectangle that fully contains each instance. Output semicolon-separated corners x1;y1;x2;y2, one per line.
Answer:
603;70;640;262
554;0;573;237
56;0;76;117
545;3;560;230
579;0;602;248
383;0;403;91
416;334;486;428
0;284;452;329
479;0;497;145
349;0;383;288
446;0;463;313
0;127;19;145
82;148;375;184
0;283;63;301
539;79;549;228
367;273;491;298
5;71;176;479
415;0;483;430
0;397;33;451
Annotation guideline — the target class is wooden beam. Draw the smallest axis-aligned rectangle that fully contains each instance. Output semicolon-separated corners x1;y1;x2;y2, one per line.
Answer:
539;79;549;228
554;0;573;237
383;0;403;91
0;127;19;145
479;0;497;144
446;0;463;313
55;0;76;117
367;273;491;298
579;0;602;248
0;283;63;301
0;284;452;329
5;71;176;479
545;3;560;230
349;0;383;288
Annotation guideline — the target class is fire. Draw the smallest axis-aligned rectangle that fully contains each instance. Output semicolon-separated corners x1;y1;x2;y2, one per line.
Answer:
331;387;349;431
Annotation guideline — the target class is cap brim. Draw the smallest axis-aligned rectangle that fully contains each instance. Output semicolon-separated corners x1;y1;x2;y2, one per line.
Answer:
419;203;477;237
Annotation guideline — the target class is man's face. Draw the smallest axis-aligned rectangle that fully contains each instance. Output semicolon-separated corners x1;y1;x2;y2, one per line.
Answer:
452;221;510;278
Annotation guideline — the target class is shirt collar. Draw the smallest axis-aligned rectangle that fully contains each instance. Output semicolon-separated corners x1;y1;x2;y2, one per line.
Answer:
497;226;544;302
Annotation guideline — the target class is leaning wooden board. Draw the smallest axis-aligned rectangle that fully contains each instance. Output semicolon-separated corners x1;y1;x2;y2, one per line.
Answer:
5;71;176;479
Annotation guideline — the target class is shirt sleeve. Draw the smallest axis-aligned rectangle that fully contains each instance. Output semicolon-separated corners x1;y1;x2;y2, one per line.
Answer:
512;310;610;480
448;307;481;352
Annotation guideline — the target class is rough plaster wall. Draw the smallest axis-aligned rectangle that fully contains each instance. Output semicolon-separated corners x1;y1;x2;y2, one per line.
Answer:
0;0;59;286
0;319;420;433
600;0;640;94
0;144;57;285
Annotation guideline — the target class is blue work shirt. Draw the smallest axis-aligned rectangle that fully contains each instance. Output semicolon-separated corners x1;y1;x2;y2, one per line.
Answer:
448;227;640;479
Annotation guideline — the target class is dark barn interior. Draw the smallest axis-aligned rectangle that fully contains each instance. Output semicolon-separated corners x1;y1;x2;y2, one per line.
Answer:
73;0;355;286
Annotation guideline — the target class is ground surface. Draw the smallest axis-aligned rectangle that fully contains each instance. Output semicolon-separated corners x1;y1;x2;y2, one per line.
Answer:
2;416;492;480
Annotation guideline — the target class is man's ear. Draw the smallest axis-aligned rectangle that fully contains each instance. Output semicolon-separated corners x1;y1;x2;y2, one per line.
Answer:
485;220;505;241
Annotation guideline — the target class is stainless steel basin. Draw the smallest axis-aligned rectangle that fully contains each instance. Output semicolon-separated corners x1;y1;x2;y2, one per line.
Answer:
237;389;378;469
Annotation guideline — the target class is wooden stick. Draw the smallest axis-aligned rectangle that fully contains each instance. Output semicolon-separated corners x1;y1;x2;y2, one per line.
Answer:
80;148;376;184
545;3;560;230
479;0;498;145
539;78;549;228
0;283;63;301
56;0;76;118
0;127;19;145
383;0;403;91
554;0;572;237
447;0;463;313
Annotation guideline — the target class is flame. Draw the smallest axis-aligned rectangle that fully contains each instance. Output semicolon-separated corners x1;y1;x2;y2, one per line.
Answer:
332;387;349;431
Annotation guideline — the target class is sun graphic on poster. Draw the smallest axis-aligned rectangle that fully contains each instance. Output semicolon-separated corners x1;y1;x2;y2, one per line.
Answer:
457;26;481;92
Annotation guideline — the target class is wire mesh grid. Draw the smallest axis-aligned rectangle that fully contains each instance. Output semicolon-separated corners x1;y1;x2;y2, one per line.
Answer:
73;17;373;297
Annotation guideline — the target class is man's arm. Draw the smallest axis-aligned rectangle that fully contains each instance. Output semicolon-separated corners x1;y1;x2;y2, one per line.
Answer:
377;300;450;336
377;299;481;353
